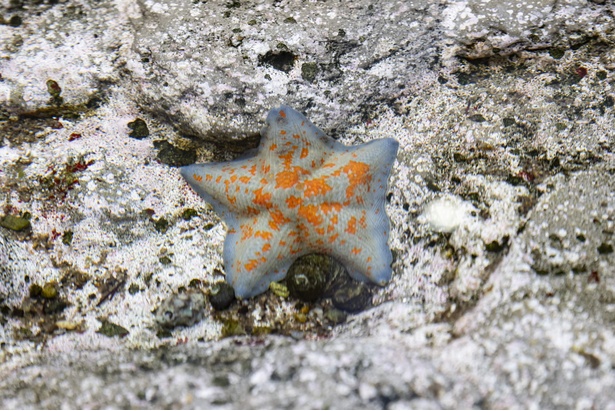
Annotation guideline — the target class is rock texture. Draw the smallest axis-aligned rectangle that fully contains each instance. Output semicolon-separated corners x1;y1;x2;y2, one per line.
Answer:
1;0;615;408
524;169;615;276
442;0;612;59
126;0;442;144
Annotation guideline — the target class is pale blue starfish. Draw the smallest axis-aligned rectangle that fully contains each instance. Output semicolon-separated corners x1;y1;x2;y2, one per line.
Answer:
182;106;398;298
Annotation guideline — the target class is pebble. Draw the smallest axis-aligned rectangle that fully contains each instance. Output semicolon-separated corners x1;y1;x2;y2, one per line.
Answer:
155;290;206;328
209;282;235;310
41;282;58;299
324;308;347;324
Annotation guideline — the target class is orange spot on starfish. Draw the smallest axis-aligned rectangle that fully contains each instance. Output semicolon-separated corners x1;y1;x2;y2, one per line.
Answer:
286;196;302;208
255;231;273;240
240;225;254;241
303;177;332;197
346;216;357;234
269;208;290;231
244;259;259;271
298;204;323;227
253;187;272;208
275;170;300;189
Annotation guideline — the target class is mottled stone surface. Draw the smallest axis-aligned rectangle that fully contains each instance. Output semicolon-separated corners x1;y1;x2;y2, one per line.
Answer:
125;0;441;143
0;0;127;115
524;169;615;275
442;0;613;58
1;0;615;408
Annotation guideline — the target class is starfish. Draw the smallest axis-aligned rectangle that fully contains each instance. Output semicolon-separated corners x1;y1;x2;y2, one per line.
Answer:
181;105;398;298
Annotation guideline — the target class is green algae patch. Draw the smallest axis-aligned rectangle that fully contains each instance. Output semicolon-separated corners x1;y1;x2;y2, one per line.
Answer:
220;319;246;337
301;62;318;82
181;208;198;220
0;214;31;231
269;282;289;298
549;48;565;59
127;118;150;139
159;256;172;265
154;217;169;233
97;320;129;338
62;230;73;245
154;140;197;167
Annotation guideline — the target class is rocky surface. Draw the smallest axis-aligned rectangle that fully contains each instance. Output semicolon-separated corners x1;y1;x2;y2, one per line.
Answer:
1;0;615;408
126;0;442;144
524;169;614;276
441;0;612;59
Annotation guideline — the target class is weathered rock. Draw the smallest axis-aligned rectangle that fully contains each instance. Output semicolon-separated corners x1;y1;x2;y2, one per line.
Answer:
125;0;441;143
1;0;615;409
442;0;614;59
523;168;615;276
0;0;128;116
155;290;207;329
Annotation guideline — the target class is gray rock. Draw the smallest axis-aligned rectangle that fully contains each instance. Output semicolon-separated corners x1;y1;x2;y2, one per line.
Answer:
0;0;126;115
524;168;615;275
0;233;37;307
125;0;441;143
2;0;615;409
442;0;614;58
155;290;207;329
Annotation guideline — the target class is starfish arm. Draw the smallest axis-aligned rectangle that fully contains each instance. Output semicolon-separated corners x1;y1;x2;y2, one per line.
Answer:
341;138;398;284
223;220;298;298
324;207;394;285
181;163;230;222
261;105;346;171
298;138;399;284
181;157;271;221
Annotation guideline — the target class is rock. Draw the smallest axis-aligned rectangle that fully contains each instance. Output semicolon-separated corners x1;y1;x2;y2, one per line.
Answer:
332;282;372;313
441;0;613;59
0;0;125;116
523;168;615;276
2;0;615;408
286;254;333;302
125;0;440;143
155;290;207;329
